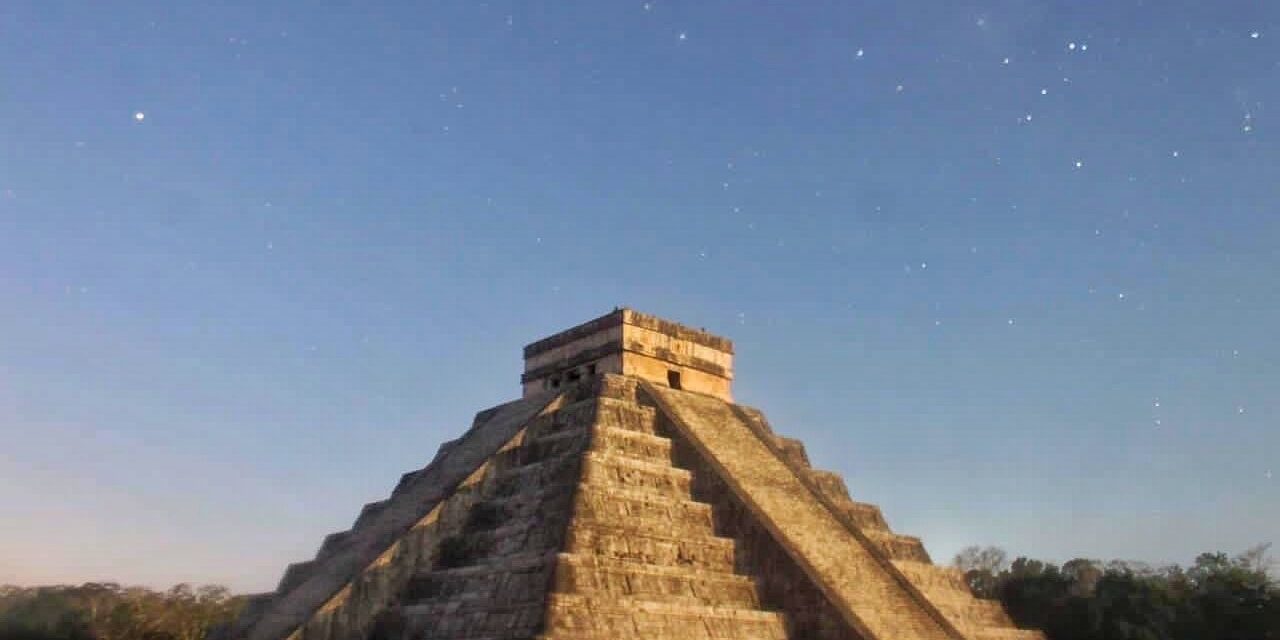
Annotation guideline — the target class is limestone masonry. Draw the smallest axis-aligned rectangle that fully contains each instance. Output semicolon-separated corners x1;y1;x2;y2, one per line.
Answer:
225;309;1045;640
522;309;734;401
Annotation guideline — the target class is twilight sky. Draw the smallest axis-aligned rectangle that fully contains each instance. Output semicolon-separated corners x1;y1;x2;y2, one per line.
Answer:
1;1;1277;592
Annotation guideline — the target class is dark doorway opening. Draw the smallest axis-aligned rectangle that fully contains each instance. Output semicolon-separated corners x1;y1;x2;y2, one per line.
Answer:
667;370;682;390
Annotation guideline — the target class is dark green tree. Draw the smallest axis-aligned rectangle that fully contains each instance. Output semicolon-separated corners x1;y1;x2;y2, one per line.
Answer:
956;544;1278;640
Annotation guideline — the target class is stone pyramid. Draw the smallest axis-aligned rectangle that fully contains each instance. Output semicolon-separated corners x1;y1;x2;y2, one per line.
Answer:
226;309;1045;640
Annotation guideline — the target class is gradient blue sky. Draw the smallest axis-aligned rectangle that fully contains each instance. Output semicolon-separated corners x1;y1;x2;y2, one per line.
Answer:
2;1;1277;592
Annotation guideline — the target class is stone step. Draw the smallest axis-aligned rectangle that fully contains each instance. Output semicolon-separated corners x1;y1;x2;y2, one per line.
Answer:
552;553;751;582
399;564;781;639
259;476;463;617
593;374;642;403
808;469;852;502
889;561;1035;637
770;435;810;467
542;593;788;640
838;500;890;531
463;489;575;533
400;601;543;640
588;426;673;463
390;469;421;498
490;452;584;497
579;451;692;497
552;552;761;608
521;405;595;442
389;437;460;497
892;560;972;597
930;594;1015;628
570;504;717;541
352;498;390;530
315;530;353;560
489;440;694;501
572;484;715;532
229;593;273;630
490;428;589;470
522;397;656;442
317;436;575;565
589;398;659;435
564;523;738;573
862;528;932;562
405;552;552;607
446;517;569;562
734;406;775;436
274;559;315;594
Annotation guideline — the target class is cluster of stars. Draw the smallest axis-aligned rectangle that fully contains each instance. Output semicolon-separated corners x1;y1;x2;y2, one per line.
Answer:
127;11;1271;409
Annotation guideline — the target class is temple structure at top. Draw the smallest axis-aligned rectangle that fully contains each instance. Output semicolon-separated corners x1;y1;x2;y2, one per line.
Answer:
521;307;735;401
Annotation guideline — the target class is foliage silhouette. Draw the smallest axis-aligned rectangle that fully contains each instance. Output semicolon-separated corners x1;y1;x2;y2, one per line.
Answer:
955;543;1279;640
0;584;242;640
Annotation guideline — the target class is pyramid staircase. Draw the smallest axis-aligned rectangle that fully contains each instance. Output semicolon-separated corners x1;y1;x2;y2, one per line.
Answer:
715;401;1043;640
228;374;1043;640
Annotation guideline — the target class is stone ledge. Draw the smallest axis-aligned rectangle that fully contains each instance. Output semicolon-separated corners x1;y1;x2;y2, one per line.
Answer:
523;309;734;360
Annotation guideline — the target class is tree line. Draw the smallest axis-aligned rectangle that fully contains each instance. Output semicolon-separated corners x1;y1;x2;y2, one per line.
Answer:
3;544;1276;640
954;543;1279;639
0;583;243;640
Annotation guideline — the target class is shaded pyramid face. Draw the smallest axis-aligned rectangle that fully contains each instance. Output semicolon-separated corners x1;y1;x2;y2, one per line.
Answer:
229;373;1044;640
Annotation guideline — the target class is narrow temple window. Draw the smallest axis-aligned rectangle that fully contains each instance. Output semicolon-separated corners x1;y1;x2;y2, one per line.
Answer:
667;370;682;389
587;363;597;376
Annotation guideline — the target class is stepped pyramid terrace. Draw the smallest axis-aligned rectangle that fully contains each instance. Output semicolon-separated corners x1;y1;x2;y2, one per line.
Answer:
225;308;1045;640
